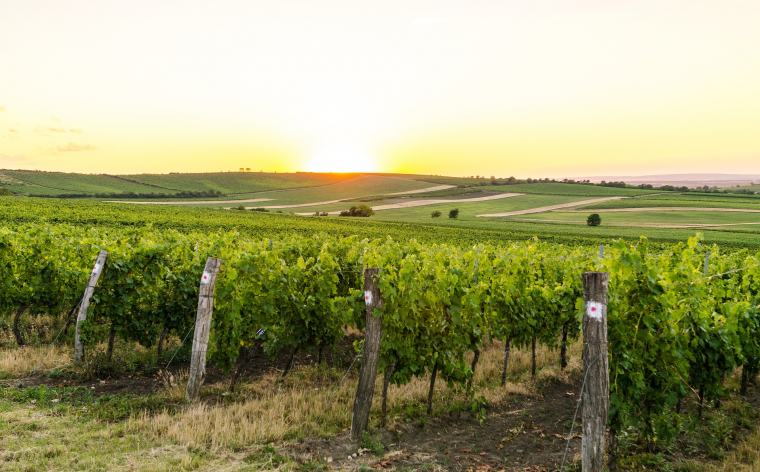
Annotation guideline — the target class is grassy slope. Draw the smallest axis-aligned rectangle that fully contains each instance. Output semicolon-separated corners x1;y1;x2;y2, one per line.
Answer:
190;175;439;207
580;193;760;210
280;194;585;214
120;172;358;194
0;170;361;197
511;210;760;226
349;182;659;202
0;171;163;195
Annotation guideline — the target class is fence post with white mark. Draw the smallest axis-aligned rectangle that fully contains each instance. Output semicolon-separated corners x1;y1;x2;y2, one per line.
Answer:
581;272;610;472
350;267;383;441
185;257;222;402
74;250;108;364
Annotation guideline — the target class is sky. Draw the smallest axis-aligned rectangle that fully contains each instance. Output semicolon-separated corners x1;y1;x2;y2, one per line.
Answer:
1;1;760;178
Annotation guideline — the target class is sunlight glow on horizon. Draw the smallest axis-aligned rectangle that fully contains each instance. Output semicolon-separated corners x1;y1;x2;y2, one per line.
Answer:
1;1;760;177
305;145;378;173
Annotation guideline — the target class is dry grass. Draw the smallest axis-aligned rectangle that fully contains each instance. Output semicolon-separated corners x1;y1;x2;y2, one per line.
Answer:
130;339;583;450
706;429;760;472
0;344;71;376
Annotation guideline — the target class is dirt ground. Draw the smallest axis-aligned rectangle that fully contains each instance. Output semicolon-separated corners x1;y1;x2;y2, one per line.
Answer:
292;377;583;472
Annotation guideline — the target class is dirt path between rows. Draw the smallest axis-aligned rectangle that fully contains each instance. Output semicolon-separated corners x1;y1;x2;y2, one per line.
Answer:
297;378;585;471
476;197;627;217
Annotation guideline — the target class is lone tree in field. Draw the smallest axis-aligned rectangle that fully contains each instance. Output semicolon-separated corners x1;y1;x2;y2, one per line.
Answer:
448;208;460;219
587;213;602;226
431;210;441;218
339;203;375;217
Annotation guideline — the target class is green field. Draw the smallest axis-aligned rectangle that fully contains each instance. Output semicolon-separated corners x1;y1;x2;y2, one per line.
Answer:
581;193;760;210
281;194;584;215
507;210;760;227
3;196;760;249
120;172;359;194
0;170;164;196
349;182;657;202
168;175;442;207
0;170;367;197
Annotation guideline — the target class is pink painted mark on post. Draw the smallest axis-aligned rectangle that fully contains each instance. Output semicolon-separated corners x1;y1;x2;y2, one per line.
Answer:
586;301;603;320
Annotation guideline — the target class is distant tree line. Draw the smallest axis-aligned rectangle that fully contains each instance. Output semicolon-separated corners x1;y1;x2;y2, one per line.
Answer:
453;176;759;195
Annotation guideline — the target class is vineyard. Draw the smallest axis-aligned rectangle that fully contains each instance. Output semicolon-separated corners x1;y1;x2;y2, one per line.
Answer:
1;221;760;469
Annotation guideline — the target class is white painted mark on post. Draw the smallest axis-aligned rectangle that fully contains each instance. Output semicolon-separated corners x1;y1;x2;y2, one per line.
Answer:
201;271;211;284
586;301;603;320
364;291;373;306
92;264;100;275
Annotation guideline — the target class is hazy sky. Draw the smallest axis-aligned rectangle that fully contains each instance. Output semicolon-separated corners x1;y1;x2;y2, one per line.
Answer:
2;1;759;177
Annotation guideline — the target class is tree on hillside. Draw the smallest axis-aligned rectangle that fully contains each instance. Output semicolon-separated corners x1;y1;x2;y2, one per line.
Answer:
587;213;602;227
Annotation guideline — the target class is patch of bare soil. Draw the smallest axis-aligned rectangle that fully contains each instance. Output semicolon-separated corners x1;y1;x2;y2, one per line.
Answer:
297;378;584;471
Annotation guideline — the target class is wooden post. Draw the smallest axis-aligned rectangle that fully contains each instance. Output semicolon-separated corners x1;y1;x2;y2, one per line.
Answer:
350;267;383;441
74;250;108;363
185;257;222;402
581;272;610;472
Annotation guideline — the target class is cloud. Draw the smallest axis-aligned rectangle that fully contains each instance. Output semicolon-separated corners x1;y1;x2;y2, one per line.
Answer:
51;116;60;121
56;142;97;152
0;107;5;112
36;126;82;134
412;17;445;26
2;129;19;139
0;153;28;162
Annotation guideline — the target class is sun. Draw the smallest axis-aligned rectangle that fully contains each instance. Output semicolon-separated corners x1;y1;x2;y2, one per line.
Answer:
305;145;378;173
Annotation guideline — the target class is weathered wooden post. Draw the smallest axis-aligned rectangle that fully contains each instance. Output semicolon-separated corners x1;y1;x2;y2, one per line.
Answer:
185;257;222;402
581;272;609;472
74;250;108;363
350;267;383;441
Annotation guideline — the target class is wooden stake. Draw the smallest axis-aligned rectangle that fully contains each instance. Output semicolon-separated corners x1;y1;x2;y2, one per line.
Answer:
350;267;383;441
185;257;222;402
581;272;609;472
427;359;438;415
381;362;395;427
74;250;108;363
501;338;511;386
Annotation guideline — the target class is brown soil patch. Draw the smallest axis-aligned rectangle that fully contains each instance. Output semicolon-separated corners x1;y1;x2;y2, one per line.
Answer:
296;378;584;471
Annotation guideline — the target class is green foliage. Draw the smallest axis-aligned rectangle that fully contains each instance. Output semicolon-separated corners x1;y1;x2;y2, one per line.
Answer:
339;204;375;217
431;210;441;218
1;220;760;450
243;445;288;468
587;213;601;226
360;430;385;455
448;208;459;219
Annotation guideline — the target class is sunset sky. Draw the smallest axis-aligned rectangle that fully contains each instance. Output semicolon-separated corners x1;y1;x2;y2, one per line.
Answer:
1;1;760;177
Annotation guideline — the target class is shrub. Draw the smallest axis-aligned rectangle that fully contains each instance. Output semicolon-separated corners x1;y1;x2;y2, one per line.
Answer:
587;213;602;227
249;207;268;212
233;205;246;211
431;211;441;218
338;204;375;217
0;187;11;196
448;208;460;219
